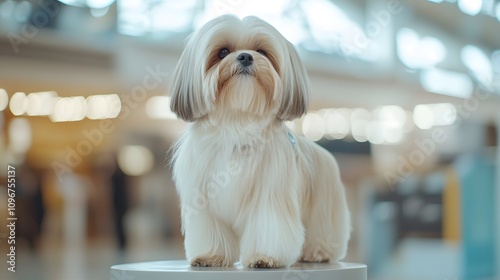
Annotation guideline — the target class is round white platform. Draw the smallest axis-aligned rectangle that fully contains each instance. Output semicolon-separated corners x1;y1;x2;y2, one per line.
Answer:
110;260;367;280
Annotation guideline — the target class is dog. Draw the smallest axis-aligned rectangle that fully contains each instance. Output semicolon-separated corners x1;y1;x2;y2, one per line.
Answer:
169;14;350;268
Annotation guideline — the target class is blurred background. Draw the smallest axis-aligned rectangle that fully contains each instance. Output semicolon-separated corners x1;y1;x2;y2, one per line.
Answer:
0;0;499;279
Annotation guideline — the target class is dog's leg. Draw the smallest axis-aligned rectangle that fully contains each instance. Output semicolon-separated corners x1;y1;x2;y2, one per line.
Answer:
239;185;304;268
183;210;239;267
300;157;350;263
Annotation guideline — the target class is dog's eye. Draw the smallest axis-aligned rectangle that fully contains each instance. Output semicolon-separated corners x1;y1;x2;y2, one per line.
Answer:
218;48;230;59
256;49;267;57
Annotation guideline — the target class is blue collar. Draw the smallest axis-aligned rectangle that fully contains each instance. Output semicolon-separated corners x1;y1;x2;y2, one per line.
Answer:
288;131;296;149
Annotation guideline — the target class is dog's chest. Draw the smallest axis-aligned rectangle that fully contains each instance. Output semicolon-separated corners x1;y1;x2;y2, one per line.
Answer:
181;126;296;223
200;144;263;221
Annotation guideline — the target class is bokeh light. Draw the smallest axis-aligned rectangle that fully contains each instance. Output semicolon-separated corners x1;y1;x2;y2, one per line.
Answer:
145;96;177;120
86;94;121;120
0;88;8;111
26;91;58;116
8;117;32;154
9;92;28;116
117;145;155;176
302;112;326;141
458;0;483;16
50;96;87;122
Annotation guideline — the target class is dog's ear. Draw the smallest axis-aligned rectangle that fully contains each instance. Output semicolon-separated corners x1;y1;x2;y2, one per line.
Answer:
170;34;212;122
277;41;310;121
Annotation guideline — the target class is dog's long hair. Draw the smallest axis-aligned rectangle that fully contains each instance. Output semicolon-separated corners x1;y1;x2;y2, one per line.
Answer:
169;15;350;268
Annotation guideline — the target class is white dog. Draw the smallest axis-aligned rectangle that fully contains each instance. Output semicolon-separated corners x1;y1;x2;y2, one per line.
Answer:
169;15;350;268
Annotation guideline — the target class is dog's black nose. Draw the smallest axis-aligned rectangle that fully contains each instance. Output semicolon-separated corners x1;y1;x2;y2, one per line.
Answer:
237;52;253;66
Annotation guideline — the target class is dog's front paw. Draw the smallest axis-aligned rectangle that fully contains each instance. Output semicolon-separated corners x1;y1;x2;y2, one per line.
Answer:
244;256;284;268
190;255;231;267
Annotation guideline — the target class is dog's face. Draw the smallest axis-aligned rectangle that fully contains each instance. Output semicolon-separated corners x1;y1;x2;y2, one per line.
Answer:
170;15;309;122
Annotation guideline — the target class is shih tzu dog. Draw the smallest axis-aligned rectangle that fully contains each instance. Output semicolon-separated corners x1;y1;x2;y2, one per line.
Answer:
169;15;350;268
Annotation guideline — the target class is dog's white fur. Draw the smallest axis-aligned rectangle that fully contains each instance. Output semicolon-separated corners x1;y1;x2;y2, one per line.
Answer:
170;15;350;268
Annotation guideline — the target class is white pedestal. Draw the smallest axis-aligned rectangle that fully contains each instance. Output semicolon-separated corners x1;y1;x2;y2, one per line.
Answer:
110;260;367;280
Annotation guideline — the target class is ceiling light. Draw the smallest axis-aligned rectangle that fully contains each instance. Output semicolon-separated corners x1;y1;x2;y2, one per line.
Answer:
86;0;115;9
9;92;28;116
366;121;385;144
383;128;404;144
420;68;473;98
458;0;483;16
413;105;435;129
0;89;8;111
145;96;177;120
351;119;368;142
50;96;87;122
302;112;325;141
26;91;57;116
413;103;456;130
496;3;500;21
86;94;121;120
397;28;447;69
377;105;406;129
324;109;349;139
461;45;493;85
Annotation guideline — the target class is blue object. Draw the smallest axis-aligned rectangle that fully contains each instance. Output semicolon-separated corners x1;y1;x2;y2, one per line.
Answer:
459;154;497;279
287;131;296;149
